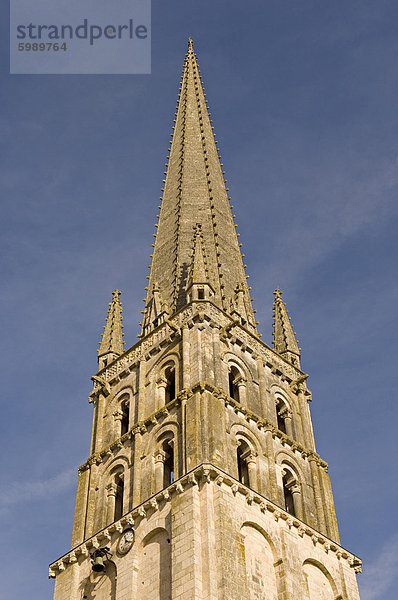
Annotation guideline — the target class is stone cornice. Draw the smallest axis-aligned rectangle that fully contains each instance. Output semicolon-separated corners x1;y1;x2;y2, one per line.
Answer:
49;463;361;579
90;301;307;399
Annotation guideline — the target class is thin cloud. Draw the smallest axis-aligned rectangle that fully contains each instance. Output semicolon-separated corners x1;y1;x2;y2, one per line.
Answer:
0;468;75;513
359;534;398;600
258;154;398;289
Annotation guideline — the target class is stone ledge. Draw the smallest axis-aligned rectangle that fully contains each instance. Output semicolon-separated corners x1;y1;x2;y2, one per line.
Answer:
78;384;327;474
50;463;361;579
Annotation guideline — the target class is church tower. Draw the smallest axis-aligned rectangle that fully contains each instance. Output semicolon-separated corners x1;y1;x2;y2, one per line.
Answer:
50;40;362;600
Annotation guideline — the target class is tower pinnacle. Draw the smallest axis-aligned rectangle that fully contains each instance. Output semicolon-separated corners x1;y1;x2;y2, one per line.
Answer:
98;289;124;368
272;288;301;367
141;39;256;336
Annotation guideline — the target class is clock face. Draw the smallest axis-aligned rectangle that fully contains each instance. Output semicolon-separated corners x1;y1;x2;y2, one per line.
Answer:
117;528;135;555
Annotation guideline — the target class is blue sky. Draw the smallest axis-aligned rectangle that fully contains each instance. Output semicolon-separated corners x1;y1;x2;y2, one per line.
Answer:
1;1;398;598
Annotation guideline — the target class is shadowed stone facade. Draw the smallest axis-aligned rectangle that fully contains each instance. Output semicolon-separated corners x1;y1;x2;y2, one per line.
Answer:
50;39;362;600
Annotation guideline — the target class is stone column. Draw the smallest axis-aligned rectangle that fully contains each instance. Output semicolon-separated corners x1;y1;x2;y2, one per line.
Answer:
113;410;123;438
256;357;268;420
236;376;247;406
106;482;117;525
309;455;327;533
90;398;99;455
263;425;278;501
182;326;191;389
154;450;166;492
156;376;167;410
320;464;340;543
282;409;293;438
93;392;106;453
212;327;222;387
195;327;203;383
137;357;146;421
85;461;99;538
245;452;257;490
291;483;303;520
132;431;143;506
297;384;315;450
71;467;90;547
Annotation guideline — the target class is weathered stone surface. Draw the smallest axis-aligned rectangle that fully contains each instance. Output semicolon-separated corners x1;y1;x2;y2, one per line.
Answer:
50;39;361;600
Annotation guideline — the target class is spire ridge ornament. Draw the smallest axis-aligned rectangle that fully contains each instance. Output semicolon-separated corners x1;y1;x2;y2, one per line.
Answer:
272;289;301;368
98;289;125;369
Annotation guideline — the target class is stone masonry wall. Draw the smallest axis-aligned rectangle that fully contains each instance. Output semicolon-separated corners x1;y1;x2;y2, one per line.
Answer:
52;471;361;600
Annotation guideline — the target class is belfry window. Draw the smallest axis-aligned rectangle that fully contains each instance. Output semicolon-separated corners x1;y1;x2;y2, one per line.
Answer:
237;440;250;486
282;469;301;518
120;401;129;436
114;474;124;521
229;366;241;402
165;366;176;404
163;440;174;487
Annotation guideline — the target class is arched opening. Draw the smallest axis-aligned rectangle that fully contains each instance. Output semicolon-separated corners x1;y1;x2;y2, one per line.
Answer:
162;440;174;487
165;366;176;404
120;400;129;436
303;560;336;600
137;529;172;600
276;399;287;433
114;473;124;521
237;440;250;486
229;365;241;402
241;524;278;600
282;467;301;518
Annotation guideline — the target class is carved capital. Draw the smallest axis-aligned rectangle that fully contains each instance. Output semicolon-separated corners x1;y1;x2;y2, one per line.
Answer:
106;482;117;497
156;376;168;389
235;375;247;388
113;410;124;422
154;449;167;464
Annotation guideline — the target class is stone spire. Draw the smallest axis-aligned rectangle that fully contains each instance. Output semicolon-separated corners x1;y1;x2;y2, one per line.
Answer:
272;289;301;368
98;289;125;367
142;38;256;336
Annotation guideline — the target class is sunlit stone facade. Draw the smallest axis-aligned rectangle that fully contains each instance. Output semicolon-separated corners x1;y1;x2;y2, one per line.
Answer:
50;40;362;600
